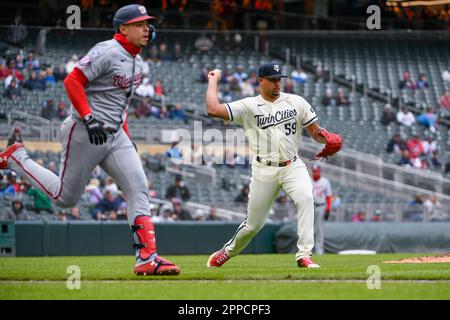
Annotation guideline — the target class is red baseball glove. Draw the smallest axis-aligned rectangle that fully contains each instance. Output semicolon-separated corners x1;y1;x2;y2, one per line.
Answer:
315;130;343;160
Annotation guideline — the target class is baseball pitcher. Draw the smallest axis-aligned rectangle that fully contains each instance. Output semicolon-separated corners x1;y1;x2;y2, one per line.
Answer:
0;4;179;276
205;63;342;268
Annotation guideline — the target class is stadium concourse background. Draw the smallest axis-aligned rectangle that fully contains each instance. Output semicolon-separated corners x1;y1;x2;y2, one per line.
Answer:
0;1;449;257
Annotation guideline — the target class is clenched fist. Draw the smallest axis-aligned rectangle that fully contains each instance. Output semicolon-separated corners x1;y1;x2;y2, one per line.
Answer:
208;69;222;82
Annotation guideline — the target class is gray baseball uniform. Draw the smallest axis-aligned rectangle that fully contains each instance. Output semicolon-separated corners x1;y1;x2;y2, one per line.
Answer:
313;176;332;255
9;38;150;226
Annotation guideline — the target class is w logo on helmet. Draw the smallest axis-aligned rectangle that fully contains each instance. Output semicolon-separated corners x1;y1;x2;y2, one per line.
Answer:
273;65;280;72
138;6;147;14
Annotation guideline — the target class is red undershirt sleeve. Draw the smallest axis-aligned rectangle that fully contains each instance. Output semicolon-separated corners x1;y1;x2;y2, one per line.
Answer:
63;67;92;119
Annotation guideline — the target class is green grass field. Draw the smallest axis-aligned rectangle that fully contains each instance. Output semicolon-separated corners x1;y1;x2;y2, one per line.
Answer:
1;253;449;299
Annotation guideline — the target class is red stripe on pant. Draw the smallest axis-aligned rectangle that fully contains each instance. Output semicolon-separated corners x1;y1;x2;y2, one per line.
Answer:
11;122;77;201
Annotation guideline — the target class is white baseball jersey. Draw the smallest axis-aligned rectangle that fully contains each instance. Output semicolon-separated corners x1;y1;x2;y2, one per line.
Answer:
313;177;332;205
225;92;318;162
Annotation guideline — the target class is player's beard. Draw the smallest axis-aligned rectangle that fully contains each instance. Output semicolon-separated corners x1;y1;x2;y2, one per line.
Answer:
272;89;280;97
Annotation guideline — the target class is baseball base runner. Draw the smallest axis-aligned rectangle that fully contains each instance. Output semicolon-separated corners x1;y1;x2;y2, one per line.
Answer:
0;4;179;276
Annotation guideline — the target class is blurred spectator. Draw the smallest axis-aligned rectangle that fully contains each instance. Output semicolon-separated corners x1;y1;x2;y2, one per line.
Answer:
85;178;103;206
3;79;21;100
41;99;55;119
171;103;186;122
5;60;24;86
1;172;19;197
439;91;450;110
271;192;294;222
135;77;155;98
23;71;46;91
205;206;223;221
240;77;255;96
407;135;426;168
56;101;68;120
69;207;81;221
232;66;248;85
234;184;250;203
165;140;183;161
165;175;191;201
398;149;413;167
5;199;28;220
24;51;39;71
404;194;425;221
116;202;127;220
219;86;236;103
154;79;164;98
283;78;294;94
92;190;121;221
199;66;211;83
45;67;56;86
171;198;192;220
371;210;382;222
313;63;324;82
21;180;53;214
291;66;308;85
7;126;23;147
442;67;450;83
422;135;438;158
104;177;119;196
336;88;350;106
396;107;416;127
194;33;214;53
321;88;336;107
173;43;182;61
35;27;48;56
407;135;424;159
424;195;446;222
352;210;365;222
416;73;429;90
380;103;396;126
429;150;442;169
417;107;437;133
65;55;78;74
134;97;152;118
159;43;172;61
192;208;206;221
54;65;67;82
7;16;27;48
398;71;415;90
153;206;175;223
57;209;67;221
248;71;259;89
14;53;24;70
159;105;170;119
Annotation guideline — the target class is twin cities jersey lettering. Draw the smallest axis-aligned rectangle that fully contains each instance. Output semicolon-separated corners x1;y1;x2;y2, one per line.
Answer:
225;92;318;162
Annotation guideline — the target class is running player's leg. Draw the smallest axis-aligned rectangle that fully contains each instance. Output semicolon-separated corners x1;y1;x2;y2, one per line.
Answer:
100;132;180;275
9;117;104;207
99;135;150;226
224;163;280;257
280;160;315;261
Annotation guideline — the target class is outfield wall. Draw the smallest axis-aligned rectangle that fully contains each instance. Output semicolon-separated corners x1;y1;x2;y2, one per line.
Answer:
2;221;449;257
276;222;450;254
3;221;282;257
